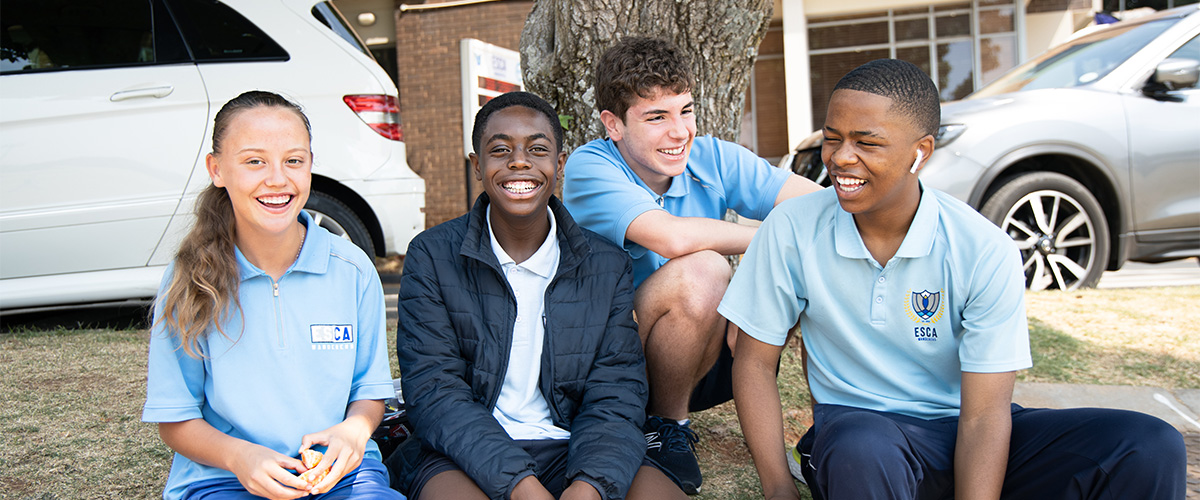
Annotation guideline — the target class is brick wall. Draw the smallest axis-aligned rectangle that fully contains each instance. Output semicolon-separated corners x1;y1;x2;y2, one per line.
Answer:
394;0;534;228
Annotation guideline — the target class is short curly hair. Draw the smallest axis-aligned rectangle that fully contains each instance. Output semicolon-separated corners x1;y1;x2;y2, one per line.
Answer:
471;91;563;154
833;59;941;137
595;36;694;122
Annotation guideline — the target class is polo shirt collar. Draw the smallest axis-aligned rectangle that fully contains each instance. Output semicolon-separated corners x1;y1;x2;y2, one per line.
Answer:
834;183;938;261
236;210;328;280
486;204;559;279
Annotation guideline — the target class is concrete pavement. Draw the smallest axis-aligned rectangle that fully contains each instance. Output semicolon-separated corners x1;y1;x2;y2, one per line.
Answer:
1013;382;1200;433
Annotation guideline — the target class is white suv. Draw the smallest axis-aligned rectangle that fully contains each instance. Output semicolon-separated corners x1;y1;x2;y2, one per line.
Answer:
0;0;425;309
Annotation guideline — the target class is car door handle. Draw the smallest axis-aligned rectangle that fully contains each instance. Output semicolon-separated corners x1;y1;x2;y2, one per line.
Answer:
110;85;175;102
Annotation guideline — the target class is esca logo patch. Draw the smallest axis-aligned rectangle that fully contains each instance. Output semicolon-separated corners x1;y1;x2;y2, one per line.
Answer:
906;289;944;341
310;324;354;350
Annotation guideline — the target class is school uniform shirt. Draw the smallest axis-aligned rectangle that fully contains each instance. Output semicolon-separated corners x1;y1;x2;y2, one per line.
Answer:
142;211;395;500
564;136;792;287
486;206;571;440
718;185;1033;420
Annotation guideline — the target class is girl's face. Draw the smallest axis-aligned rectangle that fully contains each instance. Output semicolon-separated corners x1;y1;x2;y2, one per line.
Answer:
205;106;312;243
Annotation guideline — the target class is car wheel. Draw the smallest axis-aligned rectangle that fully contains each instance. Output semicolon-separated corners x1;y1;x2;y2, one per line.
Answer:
980;172;1110;291
304;191;375;257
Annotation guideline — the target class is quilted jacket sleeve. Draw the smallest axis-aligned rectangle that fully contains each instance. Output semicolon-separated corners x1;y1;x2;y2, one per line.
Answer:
564;248;649;499
397;234;536;500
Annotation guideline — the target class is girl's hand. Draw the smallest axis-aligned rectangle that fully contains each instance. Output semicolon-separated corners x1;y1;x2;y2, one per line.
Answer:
228;441;312;499
298;399;384;494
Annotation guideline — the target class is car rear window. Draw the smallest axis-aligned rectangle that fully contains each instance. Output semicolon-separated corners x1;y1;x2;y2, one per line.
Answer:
311;2;373;58
1;0;189;74
166;0;288;62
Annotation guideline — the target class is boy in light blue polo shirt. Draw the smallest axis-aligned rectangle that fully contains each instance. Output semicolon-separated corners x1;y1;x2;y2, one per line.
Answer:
719;59;1185;500
563;36;821;494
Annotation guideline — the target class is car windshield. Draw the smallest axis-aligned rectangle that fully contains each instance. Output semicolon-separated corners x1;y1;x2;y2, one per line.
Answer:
970;16;1180;99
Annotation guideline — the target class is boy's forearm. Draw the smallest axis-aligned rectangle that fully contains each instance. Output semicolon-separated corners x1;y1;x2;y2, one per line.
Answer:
954;371;1016;500
732;331;800;500
627;210;757;258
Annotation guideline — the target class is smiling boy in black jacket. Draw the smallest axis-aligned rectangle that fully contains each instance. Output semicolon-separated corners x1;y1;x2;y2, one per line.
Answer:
390;92;686;500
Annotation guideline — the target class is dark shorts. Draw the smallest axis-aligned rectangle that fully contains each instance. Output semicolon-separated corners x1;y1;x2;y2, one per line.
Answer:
687;339;734;412
409;439;653;500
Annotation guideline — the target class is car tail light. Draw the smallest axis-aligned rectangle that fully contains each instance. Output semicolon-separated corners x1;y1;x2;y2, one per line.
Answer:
343;94;403;141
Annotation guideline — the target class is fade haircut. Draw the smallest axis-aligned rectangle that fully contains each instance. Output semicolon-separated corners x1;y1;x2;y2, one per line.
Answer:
472;91;563;154
595;36;694;122
833;59;941;137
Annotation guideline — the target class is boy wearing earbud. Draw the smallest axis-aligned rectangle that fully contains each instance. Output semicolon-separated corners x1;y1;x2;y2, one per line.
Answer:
720;59;1185;500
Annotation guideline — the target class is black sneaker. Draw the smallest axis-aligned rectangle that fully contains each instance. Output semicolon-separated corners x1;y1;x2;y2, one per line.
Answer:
644;416;702;495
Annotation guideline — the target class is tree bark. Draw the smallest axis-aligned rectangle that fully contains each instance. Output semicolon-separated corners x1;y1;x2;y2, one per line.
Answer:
520;0;773;152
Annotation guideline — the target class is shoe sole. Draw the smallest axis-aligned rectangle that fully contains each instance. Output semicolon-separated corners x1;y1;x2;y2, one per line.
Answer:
645;456;702;495
786;444;808;485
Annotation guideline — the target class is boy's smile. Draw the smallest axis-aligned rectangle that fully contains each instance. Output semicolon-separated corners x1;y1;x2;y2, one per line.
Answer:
472;105;565;223
601;88;696;195
821;89;928;222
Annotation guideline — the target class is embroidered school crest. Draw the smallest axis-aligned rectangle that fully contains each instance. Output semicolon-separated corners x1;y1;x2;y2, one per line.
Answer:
906;289;944;324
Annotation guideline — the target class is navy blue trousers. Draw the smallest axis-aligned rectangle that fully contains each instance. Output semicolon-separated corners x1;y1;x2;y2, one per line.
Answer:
797;404;1186;500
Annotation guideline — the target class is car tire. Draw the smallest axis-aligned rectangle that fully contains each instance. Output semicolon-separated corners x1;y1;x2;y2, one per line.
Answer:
980;172;1110;291
304;191;374;257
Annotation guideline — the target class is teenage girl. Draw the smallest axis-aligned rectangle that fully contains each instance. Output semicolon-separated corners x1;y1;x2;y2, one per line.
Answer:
142;90;404;500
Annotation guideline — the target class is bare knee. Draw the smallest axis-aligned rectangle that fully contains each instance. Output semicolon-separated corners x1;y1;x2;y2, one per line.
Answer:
638;250;731;316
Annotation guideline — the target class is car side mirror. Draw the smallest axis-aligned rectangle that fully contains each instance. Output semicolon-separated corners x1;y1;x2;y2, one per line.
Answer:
1144;58;1200;98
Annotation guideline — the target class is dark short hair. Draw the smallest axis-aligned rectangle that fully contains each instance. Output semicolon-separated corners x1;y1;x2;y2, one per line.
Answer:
833;59;941;137
595;36;694;122
471;91;563;154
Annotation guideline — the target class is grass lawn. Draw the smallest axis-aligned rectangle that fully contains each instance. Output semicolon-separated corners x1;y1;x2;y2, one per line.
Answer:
1;286;1197;499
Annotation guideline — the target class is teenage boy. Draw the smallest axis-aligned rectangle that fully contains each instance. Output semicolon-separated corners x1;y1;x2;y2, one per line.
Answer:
563;37;822;494
719;59;1186;500
392;92;685;500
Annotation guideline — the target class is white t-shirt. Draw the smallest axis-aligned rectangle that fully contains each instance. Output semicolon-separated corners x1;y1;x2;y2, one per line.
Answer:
487;206;570;440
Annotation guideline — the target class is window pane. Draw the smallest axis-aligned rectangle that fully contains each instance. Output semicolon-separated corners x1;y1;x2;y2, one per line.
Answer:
936;13;971;38
895;18;930;42
810;22;889;50
980;0;1013;6
0;0;151;73
809;49;889;128
169;0;288;62
897;46;933;78
980;7;1014;34
981;35;1017;85
934;2;971;11
895;7;930;15
938;40;975;100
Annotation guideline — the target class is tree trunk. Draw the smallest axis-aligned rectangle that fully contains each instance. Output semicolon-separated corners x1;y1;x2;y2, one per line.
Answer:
520;0;773;152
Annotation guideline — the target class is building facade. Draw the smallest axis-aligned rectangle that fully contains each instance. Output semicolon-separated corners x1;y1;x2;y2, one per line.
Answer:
333;0;1140;229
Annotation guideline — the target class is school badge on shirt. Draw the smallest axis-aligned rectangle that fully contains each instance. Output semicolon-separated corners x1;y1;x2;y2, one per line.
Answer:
905;289;944;341
310;324;354;350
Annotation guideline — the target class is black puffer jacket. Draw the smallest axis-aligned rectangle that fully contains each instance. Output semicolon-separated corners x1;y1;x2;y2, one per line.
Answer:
393;194;648;500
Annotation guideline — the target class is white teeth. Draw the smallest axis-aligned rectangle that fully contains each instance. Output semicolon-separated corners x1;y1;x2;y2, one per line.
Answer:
503;180;539;194
835;177;865;187
258;194;291;205
660;146;684;155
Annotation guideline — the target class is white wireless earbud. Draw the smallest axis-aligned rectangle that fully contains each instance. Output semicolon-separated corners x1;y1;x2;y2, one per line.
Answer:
910;150;924;174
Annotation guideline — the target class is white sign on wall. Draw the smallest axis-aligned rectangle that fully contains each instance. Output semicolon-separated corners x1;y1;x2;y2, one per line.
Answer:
460;39;523;160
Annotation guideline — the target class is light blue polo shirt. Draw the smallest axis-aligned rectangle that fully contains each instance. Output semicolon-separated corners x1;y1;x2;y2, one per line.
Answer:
718;186;1032;420
143;211;395;500
564;136;791;287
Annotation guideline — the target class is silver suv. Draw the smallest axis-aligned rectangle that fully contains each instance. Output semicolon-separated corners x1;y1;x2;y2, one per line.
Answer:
783;5;1200;290
0;0;426;309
